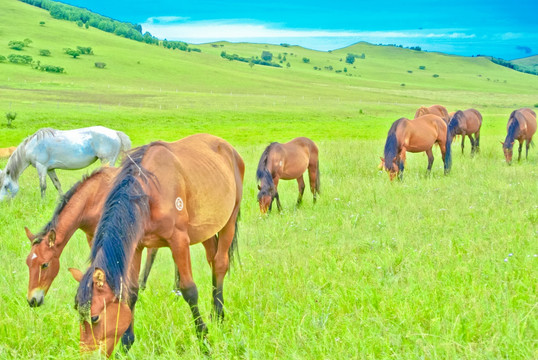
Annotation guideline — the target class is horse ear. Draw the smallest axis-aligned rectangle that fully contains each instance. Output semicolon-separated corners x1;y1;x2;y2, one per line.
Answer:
69;268;84;283
24;227;37;242
48;230;56;247
499;141;504;145
93;268;106;287
257;184;261;190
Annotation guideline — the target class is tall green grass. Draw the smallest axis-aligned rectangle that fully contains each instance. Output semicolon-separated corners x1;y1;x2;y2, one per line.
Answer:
0;0;537;358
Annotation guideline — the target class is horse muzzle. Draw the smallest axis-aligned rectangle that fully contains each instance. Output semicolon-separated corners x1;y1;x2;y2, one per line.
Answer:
28;289;45;307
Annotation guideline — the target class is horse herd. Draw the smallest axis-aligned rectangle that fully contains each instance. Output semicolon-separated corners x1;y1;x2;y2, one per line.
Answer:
381;105;536;180
0;106;535;356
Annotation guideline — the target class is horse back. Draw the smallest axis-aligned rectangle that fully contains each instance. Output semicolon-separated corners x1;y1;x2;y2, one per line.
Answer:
406;115;446;150
142;134;243;244
462;108;482;133
279;137;318;179
519;108;537;138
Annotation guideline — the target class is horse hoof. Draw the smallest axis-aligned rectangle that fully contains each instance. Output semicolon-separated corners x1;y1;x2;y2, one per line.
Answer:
171;289;182;297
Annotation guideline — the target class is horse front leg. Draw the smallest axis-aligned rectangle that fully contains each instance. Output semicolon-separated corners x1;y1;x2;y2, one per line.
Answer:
469;135;476;157
461;132;466;154
526;139;531;160
169;229;207;337
47;169;63;196
273;178;282;212
36;164;48;199
518;142;523;161
398;148;407;181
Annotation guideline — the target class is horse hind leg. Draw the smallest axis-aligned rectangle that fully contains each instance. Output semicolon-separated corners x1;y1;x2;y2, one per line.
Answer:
47;169;63;196
308;161;319;203
139;248;158;291
36;164;48;199
425;148;434;175
296;175;305;206
468;136;476;157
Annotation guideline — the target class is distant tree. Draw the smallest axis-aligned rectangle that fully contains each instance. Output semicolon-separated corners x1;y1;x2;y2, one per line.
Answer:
261;51;273;61
286;62;291;68
432;74;439;78
85;23;89;29
6;112;17;127
77;46;93;55
302;57;310;63
23;38;33;47
345;53;356;65
249;58;255;69
64;48;81;58
39;49;51;56
94;62;106;69
8;40;25;50
77;20;83;27
0;55;6;62
8;54;33;64
419;65;426;70
39;21;46;26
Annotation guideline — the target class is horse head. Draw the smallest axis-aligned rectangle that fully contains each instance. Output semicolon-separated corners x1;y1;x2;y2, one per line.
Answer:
70;267;132;356
380;157;399;181
257;183;277;214
0;170;19;200
501;140;515;164
25;227;60;307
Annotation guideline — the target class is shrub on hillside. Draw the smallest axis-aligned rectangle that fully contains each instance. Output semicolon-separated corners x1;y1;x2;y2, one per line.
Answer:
302;57;310;63
8;54;33;64
8;40;26;51
419;65;426;70
346;53;356;64
39;49;51;56
5;112;17;127
261;51;273;61
77;46;93;55
0;55;6;63
94;62;106;69
36;63;65;73
39;21;46;26
432;74;439;78
64;48;81;58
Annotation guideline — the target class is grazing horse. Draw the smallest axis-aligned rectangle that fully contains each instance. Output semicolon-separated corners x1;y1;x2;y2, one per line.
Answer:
502;108;537;164
0;126;131;201
256;137;319;213
23;167;175;307
0;146;16;158
69;134;244;356
444;109;483;173
382;114;447;180
415;105;450;124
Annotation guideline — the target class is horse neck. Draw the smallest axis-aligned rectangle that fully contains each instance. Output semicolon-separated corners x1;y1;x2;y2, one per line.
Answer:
4;146;30;181
505;119;520;143
53;192;96;252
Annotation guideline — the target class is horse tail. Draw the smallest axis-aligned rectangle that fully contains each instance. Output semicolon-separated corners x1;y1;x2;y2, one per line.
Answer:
116;131;132;153
315;158;321;195
383;118;404;171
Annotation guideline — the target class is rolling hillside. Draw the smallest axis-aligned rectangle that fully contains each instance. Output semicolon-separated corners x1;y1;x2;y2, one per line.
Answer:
0;0;537;147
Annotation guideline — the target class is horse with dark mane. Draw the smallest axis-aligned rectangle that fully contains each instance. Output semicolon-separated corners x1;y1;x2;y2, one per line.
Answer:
502;108;537;164
444;108;483;173
414;105;450;124
69;134;244;356
382;114;447;180
0;126;130;200
24;167;173;307
256;137;319;213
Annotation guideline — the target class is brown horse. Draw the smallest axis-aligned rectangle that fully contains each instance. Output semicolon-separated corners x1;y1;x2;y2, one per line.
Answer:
415;105;450;124
256;137;320;213
69;134;244;356
24;167;173;307
0;146;16;158
444;109;483;173
502;108;537;164
382;114;447;180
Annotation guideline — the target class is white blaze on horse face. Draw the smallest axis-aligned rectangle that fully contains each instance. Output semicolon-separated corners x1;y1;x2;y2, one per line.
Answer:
175;197;184;211
31;253;38;262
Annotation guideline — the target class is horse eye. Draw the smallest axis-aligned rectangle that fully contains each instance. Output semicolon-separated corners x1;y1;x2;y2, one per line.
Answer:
91;315;100;324
41;263;49;269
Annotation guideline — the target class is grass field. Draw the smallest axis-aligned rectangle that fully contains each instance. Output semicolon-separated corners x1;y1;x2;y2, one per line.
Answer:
0;0;537;359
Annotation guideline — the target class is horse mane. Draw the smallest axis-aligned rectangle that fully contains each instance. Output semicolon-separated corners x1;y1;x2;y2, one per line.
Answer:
504;110;521;149
4;128;57;180
256;142;277;197
383;118;405;171
415;106;427;118
75;144;155;317
447;110;463;139
34;168;107;242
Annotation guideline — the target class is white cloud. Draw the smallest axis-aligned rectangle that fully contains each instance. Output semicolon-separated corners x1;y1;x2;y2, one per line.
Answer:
146;16;190;24
141;19;475;42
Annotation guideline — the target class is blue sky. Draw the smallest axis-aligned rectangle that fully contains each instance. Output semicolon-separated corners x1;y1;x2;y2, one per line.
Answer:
61;0;538;60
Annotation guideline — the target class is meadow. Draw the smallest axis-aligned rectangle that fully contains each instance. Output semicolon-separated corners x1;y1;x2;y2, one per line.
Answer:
0;0;537;358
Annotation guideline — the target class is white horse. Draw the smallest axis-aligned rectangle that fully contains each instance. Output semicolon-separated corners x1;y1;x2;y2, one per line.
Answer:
0;126;131;200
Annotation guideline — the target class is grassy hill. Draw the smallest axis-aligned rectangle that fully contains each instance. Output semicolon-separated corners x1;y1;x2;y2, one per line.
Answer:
1;1;538;359
1;0;537;147
510;54;538;74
